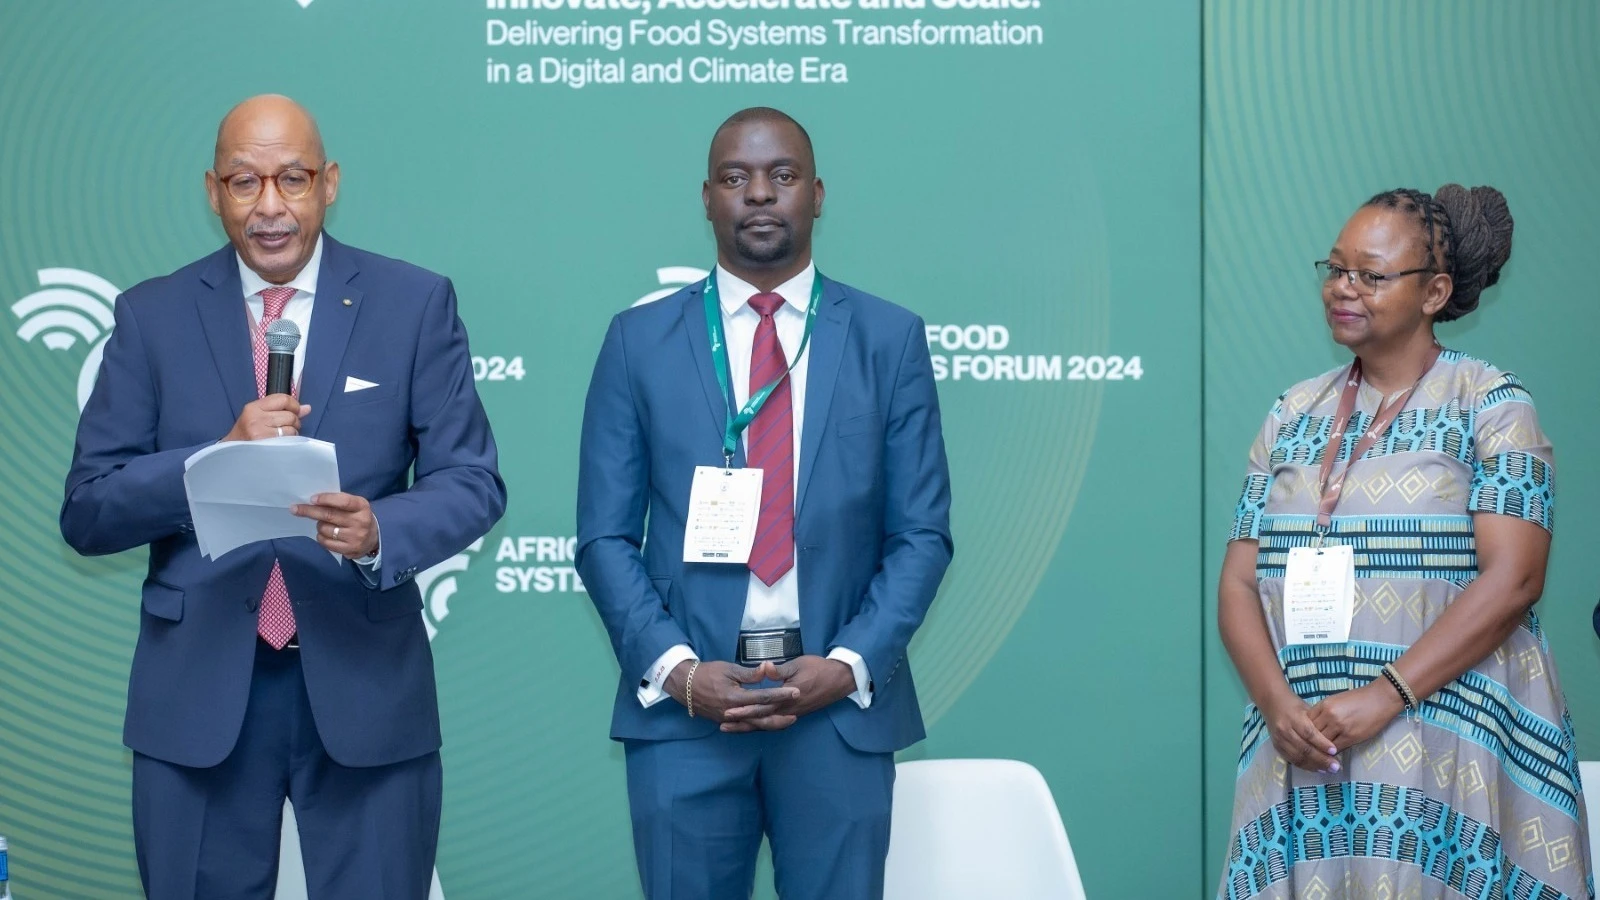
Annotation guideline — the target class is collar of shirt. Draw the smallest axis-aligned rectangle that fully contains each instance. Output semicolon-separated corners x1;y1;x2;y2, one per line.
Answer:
714;262;816;318
237;232;324;303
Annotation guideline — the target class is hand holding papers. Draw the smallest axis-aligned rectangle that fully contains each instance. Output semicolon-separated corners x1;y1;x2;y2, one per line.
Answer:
184;436;342;560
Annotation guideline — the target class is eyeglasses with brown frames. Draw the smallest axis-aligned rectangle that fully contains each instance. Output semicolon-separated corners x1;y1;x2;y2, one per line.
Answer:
216;168;321;204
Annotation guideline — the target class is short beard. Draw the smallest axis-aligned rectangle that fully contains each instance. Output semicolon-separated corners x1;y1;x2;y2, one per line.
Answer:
733;228;793;266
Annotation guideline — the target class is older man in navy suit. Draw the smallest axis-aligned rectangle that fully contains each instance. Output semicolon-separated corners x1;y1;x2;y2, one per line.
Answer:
577;107;954;900
61;95;505;899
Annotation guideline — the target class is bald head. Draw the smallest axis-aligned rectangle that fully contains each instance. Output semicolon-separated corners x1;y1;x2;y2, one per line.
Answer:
214;94;325;170
206;94;339;285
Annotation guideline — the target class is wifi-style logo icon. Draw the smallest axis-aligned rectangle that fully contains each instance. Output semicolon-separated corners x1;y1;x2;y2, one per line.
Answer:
11;268;122;411
416;537;485;641
632;266;710;308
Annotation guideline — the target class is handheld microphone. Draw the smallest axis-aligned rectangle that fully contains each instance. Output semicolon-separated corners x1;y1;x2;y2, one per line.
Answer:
264;319;302;397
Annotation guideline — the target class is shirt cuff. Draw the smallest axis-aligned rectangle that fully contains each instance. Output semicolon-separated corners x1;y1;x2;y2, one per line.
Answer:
638;644;698;708
355;518;382;567
827;647;872;709
351;519;382;587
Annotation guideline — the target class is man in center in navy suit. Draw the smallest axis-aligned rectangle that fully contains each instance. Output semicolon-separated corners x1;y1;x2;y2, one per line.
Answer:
577;107;953;900
61;95;505;899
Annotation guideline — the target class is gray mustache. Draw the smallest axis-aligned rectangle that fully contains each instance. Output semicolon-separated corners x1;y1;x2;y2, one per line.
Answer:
246;221;301;237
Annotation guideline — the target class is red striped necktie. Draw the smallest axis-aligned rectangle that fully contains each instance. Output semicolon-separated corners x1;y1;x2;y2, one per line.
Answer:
253;286;297;648
745;292;794;586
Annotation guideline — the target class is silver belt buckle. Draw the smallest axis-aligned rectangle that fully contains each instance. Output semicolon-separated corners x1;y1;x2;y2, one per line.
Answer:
737;628;801;665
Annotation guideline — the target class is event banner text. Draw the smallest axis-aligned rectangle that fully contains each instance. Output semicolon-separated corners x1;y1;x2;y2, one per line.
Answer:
483;0;1044;88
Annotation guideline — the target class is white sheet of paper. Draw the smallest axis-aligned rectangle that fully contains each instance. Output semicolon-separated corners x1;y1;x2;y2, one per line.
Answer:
1282;545;1355;644
682;465;763;564
184;437;342;561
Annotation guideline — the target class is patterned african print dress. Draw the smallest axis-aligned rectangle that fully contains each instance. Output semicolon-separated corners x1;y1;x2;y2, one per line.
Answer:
1219;350;1592;900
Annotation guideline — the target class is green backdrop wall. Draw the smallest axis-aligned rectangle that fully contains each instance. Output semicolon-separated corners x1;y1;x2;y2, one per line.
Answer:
0;2;1592;898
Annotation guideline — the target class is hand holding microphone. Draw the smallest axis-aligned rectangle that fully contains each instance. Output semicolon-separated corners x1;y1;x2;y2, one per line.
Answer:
221;317;378;558
222;319;312;442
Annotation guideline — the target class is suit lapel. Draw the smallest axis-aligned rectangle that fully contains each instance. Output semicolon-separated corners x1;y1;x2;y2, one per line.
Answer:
796;277;850;519
681;282;743;464
196;246;256;416
298;236;363;437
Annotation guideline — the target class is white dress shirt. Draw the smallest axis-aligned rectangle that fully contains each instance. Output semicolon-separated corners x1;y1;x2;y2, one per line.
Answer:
239;234;321;387
237;235;381;571
638;263;872;709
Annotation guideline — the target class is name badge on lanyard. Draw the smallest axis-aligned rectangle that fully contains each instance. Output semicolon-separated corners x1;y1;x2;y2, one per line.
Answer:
1285;345;1441;645
1283;545;1355;644
681;269;823;564
683;466;764;563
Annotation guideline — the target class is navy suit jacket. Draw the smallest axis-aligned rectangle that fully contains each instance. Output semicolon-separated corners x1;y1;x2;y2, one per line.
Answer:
576;275;953;754
61;235;506;769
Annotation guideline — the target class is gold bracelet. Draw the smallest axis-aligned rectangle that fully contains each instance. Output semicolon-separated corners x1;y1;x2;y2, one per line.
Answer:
685;660;701;718
1381;663;1419;713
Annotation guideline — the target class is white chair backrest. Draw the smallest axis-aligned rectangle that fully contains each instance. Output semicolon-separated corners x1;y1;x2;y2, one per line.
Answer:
885;759;1087;900
1580;761;1600;876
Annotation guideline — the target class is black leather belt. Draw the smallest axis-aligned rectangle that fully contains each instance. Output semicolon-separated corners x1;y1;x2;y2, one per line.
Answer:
259;635;300;651
736;628;802;666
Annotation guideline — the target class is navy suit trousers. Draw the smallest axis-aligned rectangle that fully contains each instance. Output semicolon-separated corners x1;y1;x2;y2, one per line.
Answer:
132;640;442;900
624;709;895;900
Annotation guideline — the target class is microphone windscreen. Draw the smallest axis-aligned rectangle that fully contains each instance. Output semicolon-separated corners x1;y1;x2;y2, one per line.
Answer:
265;318;302;353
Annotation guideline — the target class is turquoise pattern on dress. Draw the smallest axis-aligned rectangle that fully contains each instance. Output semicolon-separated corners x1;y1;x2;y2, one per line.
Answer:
1232;473;1273;541
1471;450;1555;530
1236;641;1582;820
1253;514;1478;583
1269;405;1473;469
1223;782;1584;900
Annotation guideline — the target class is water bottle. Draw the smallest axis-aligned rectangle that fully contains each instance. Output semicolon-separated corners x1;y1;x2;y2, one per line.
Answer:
0;834;11;898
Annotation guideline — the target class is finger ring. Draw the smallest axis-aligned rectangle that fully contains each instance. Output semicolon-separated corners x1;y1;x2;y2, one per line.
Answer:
333;526;341;540
276;426;284;437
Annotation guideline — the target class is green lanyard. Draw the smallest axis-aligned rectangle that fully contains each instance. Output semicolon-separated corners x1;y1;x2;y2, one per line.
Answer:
703;269;823;464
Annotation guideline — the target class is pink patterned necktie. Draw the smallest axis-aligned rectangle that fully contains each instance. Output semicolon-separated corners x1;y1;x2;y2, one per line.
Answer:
254;286;297;648
745;292;795;586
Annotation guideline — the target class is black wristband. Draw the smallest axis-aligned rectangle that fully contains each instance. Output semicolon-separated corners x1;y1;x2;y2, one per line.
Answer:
1380;664;1417;712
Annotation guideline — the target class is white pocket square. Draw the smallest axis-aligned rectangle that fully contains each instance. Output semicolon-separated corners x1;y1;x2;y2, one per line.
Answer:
344;376;379;393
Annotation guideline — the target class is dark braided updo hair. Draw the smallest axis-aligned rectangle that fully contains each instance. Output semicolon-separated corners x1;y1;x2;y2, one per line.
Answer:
1364;185;1514;322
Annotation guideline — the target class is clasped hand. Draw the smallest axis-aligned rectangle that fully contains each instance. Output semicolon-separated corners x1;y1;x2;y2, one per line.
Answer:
666;656;856;733
1264;682;1405;774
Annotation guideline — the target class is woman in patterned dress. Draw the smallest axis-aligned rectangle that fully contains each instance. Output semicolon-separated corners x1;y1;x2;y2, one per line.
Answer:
1217;185;1592;900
